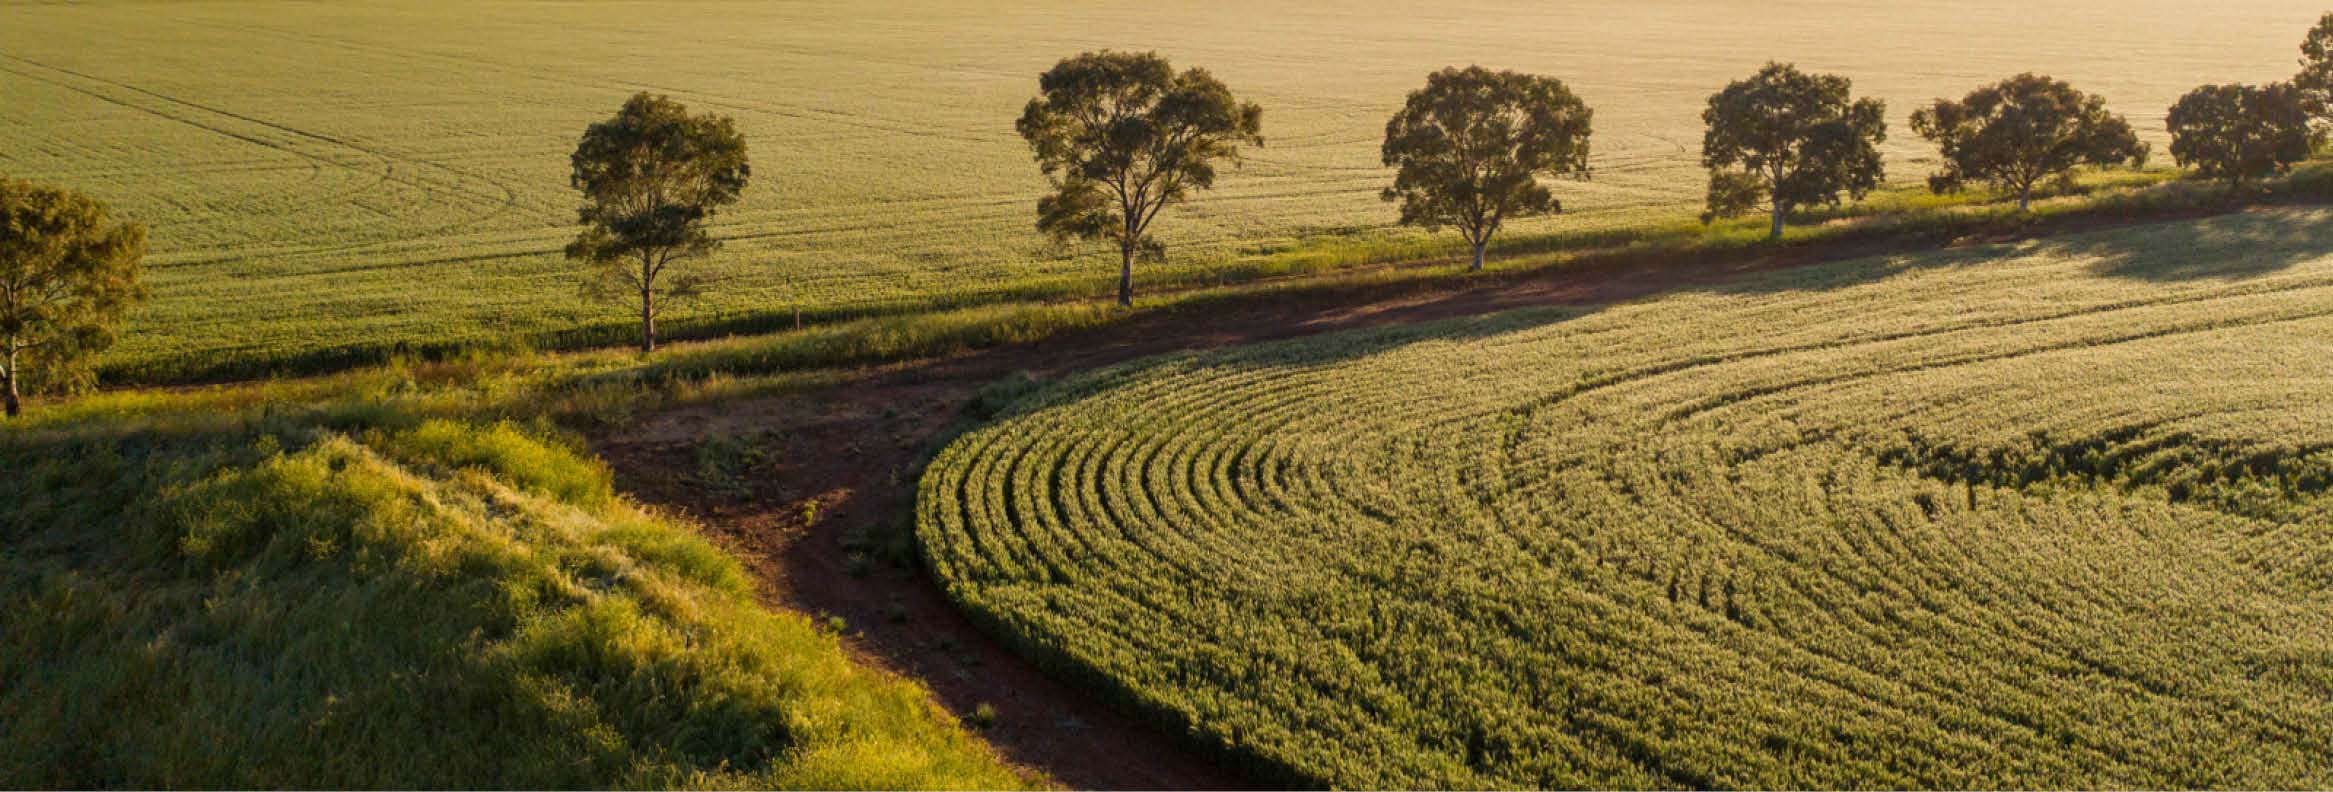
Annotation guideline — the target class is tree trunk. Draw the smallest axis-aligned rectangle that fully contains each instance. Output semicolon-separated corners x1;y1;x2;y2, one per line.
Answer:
3;350;18;418
1469;239;1487;272
1116;241;1135;308
2017;183;2033;212
640;286;657;353
1768;200;1787;241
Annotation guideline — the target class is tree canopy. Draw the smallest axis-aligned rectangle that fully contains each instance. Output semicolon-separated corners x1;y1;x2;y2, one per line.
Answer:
0;176;146;417
1701;63;1887;240
2166;83;2317;186
1016;50;1263;307
2296;12;2333;121
1381;66;1593;271
566;92;750;352
1910;74;2146;210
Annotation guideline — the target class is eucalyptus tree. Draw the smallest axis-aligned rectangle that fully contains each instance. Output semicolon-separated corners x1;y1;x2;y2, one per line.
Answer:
1701;63;1887;240
2295;12;2333;122
2166;83;2317;187
0;176;146;417
1017;51;1263;307
566;92;749;352
1911;74;2147;210
1381;66;1593;271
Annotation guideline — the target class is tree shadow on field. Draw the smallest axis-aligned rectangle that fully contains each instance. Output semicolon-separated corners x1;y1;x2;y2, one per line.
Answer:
979;204;2333;423
1116;208;2333;379
1683;205;2333;300
989;305;1596;420
1187;305;1584;370
2075;207;2333;282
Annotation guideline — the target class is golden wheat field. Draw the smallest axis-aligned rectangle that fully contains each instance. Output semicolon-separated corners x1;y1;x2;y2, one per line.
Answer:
1;0;2321;381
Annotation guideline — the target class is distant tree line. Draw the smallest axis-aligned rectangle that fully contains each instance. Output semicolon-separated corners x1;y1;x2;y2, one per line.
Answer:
9;14;2333;415
1019;15;2333;295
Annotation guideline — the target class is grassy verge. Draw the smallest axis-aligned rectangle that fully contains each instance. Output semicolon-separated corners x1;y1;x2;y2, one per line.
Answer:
0;405;1031;788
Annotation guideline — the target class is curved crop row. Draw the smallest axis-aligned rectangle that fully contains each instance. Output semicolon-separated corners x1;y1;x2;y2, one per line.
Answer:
920;207;2333;788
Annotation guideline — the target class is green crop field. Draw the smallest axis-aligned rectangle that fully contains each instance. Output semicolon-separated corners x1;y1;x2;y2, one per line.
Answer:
0;0;2321;382
920;207;2333;787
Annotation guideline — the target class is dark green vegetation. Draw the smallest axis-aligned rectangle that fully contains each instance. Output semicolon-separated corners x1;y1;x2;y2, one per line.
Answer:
0;399;1027;787
2167;82;2320;186
1701;63;1889;240
1380;66;1593;271
921;207;2333;788
0;177;146;416
566;93;752;353
1910;74;2148;210
1017;50;1264;307
2294;10;2333;118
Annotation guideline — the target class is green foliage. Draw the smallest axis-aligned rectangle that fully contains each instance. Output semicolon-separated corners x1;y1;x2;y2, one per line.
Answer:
568;93;751;352
372;418;615;507
2167;83;2319;185
1910;74;2148;209
2296;12;2333;120
0;418;1025;789
1017;50;1264;306
1381;66;1593;271
921;208;2333;788
0;176;146;416
1701;63;1888;239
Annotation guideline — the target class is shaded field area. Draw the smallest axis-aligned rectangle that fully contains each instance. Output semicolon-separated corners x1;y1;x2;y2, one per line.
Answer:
919;207;2333;787
0;0;2320;381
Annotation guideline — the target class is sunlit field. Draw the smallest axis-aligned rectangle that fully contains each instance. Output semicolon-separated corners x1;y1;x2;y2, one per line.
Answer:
0;0;2319;381
920;207;2333;787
